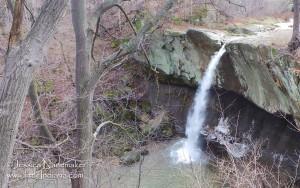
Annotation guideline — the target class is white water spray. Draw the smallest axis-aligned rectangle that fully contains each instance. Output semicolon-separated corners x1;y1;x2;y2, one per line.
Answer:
171;44;226;164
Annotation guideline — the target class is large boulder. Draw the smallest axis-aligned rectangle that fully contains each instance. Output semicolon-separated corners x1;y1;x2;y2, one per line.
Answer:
145;29;300;127
219;43;300;125
147;29;221;86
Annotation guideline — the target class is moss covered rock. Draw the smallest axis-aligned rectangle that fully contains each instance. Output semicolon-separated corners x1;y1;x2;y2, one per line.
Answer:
120;150;141;165
144;29;222;86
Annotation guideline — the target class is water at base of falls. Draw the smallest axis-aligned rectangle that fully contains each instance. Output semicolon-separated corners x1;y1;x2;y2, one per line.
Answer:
170;44;227;164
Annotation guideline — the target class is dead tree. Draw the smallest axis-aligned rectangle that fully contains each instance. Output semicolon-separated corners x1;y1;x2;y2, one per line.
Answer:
289;0;300;51
0;0;67;187
70;0;176;187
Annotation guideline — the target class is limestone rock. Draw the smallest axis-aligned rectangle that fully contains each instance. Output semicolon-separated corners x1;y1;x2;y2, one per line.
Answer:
145;29;300;127
147;29;221;86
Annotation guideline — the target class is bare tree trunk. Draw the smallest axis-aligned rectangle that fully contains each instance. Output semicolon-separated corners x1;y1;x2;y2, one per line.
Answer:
0;1;67;187
70;1;176;187
9;0;55;148
71;0;94;187
7;0;24;52
289;0;300;51
28;81;56;144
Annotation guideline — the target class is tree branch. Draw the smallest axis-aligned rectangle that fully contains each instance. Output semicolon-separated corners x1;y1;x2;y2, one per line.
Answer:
208;0;246;18
87;0;176;91
90;0;130;25
16;136;69;150
91;3;137;62
224;0;246;12
92;120;137;148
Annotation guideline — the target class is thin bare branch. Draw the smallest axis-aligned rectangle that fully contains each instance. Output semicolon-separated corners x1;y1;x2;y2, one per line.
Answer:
91;3;136;62
224;0;246;12
88;0;176;91
16;136;69;150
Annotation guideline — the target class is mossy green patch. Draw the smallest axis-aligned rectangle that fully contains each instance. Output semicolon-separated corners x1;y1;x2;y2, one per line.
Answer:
111;38;130;49
171;16;183;25
36;80;55;95
139;100;152;114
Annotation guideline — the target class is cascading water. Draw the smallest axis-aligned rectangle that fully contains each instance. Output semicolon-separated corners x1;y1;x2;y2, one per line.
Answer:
171;44;226;164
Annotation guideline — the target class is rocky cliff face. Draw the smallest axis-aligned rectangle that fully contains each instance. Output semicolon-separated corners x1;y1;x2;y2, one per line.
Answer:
96;28;300;169
139;29;300;171
147;29;300;127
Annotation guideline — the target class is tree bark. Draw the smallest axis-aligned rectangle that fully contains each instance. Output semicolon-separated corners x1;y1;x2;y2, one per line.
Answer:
71;0;94;187
28;81;56;144
7;0;55;148
289;0;300;51
0;1;67;187
6;0;14;16
7;0;24;52
0;0;11;34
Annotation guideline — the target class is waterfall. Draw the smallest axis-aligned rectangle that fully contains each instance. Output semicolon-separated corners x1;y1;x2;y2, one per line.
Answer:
171;44;226;164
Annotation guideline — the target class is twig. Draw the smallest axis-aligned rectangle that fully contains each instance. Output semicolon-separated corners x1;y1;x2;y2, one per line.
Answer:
16;136;69;150
136;155;144;188
91;3;153;66
224;0;246;12
93;120;137;144
99;24;117;39
88;0;175;91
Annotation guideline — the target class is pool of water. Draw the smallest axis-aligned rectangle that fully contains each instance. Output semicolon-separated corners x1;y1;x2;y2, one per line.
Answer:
96;141;218;188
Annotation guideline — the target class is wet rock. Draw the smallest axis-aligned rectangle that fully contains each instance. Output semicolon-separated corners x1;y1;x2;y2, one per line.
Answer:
120;150;141;165
120;149;149;165
221;43;300;126
204;117;249;158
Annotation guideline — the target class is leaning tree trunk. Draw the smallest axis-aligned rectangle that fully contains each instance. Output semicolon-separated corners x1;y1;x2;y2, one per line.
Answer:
289;0;300;51
8;0;56;145
28;82;56;144
7;0;24;53
71;0;94;187
0;1;67;187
